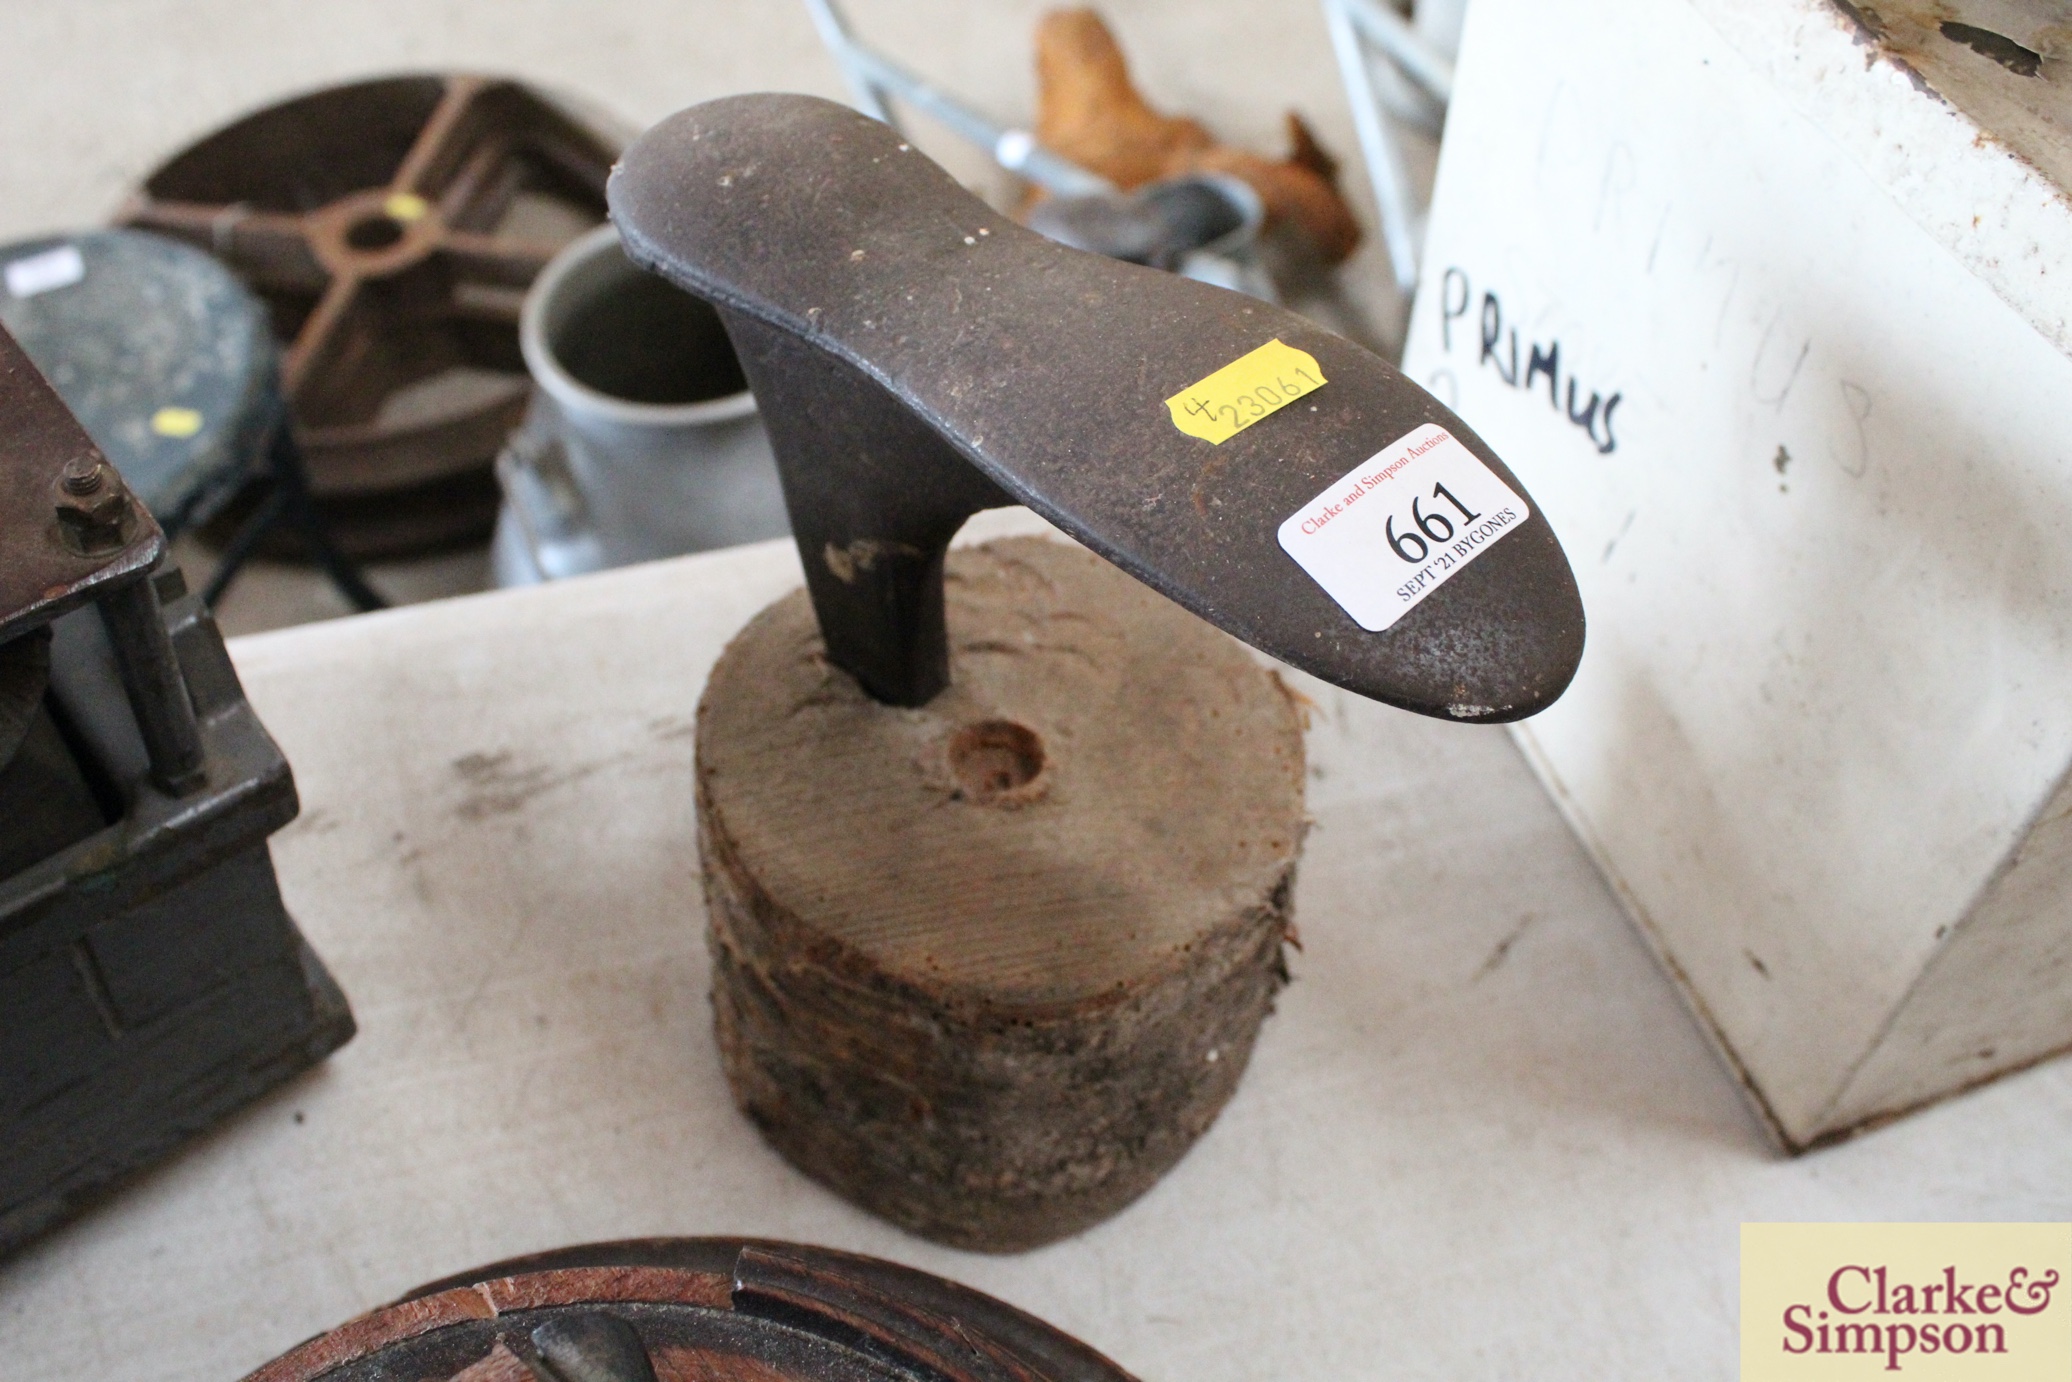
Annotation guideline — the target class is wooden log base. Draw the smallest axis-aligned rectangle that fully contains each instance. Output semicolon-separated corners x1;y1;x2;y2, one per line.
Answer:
695;537;1307;1251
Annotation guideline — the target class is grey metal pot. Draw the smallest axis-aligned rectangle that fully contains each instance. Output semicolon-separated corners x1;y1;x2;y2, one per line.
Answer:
491;223;788;585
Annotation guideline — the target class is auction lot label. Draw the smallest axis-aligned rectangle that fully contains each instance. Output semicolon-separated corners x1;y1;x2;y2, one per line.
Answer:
1277;423;1528;632
1743;1224;2070;1380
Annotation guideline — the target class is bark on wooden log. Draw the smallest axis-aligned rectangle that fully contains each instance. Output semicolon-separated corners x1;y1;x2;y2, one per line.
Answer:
695;537;1306;1251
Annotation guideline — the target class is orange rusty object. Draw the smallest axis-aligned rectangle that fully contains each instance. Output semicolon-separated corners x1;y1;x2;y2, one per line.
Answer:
1032;9;1362;265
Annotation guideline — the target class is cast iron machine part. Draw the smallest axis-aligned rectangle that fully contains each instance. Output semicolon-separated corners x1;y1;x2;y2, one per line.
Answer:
0;323;352;1258
608;94;1582;716
246;1237;1136;1382
122;75;622;558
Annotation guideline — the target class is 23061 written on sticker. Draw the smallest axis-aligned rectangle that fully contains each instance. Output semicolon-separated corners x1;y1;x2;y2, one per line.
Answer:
1276;422;1528;632
1165;339;1326;444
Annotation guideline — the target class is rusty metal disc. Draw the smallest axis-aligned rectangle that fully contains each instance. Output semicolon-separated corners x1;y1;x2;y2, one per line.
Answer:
122;75;622;558
244;1238;1135;1382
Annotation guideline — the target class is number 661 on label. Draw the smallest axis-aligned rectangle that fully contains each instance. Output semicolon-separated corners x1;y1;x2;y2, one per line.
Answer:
1277;423;1531;633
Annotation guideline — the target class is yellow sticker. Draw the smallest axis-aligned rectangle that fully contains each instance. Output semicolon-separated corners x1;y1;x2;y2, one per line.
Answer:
151;406;203;438
1165;339;1326;444
383;192;431;223
1742;1223;2071;1381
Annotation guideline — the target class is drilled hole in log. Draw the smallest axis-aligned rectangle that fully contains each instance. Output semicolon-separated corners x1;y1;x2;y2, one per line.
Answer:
698;540;1306;1250
948;720;1045;802
345;214;407;251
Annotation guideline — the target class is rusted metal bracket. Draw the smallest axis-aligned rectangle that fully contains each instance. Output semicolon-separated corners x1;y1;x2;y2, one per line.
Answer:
609;94;1582;718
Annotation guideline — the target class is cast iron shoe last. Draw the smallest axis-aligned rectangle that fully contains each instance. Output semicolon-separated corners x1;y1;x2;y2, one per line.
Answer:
609;93;1583;718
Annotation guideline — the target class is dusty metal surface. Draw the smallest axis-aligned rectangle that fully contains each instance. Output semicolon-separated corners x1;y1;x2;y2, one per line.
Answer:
122;75;620;556
1833;1;2072;193
609;94;1583;717
249;1238;1136;1382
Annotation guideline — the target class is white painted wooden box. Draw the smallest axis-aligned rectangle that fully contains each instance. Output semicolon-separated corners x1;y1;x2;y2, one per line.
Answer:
1400;0;2072;1149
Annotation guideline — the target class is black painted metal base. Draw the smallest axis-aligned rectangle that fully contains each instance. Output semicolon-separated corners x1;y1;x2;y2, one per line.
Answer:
0;578;354;1260
0;924;352;1257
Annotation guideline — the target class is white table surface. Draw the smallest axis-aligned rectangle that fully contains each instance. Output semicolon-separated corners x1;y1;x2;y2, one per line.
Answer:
3;518;2067;1381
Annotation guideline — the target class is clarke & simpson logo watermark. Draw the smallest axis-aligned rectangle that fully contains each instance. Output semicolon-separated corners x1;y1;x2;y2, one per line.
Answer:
1743;1224;2070;1379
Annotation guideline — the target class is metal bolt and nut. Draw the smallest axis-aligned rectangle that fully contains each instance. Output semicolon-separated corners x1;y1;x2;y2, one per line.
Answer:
53;453;134;554
60;455;107;495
